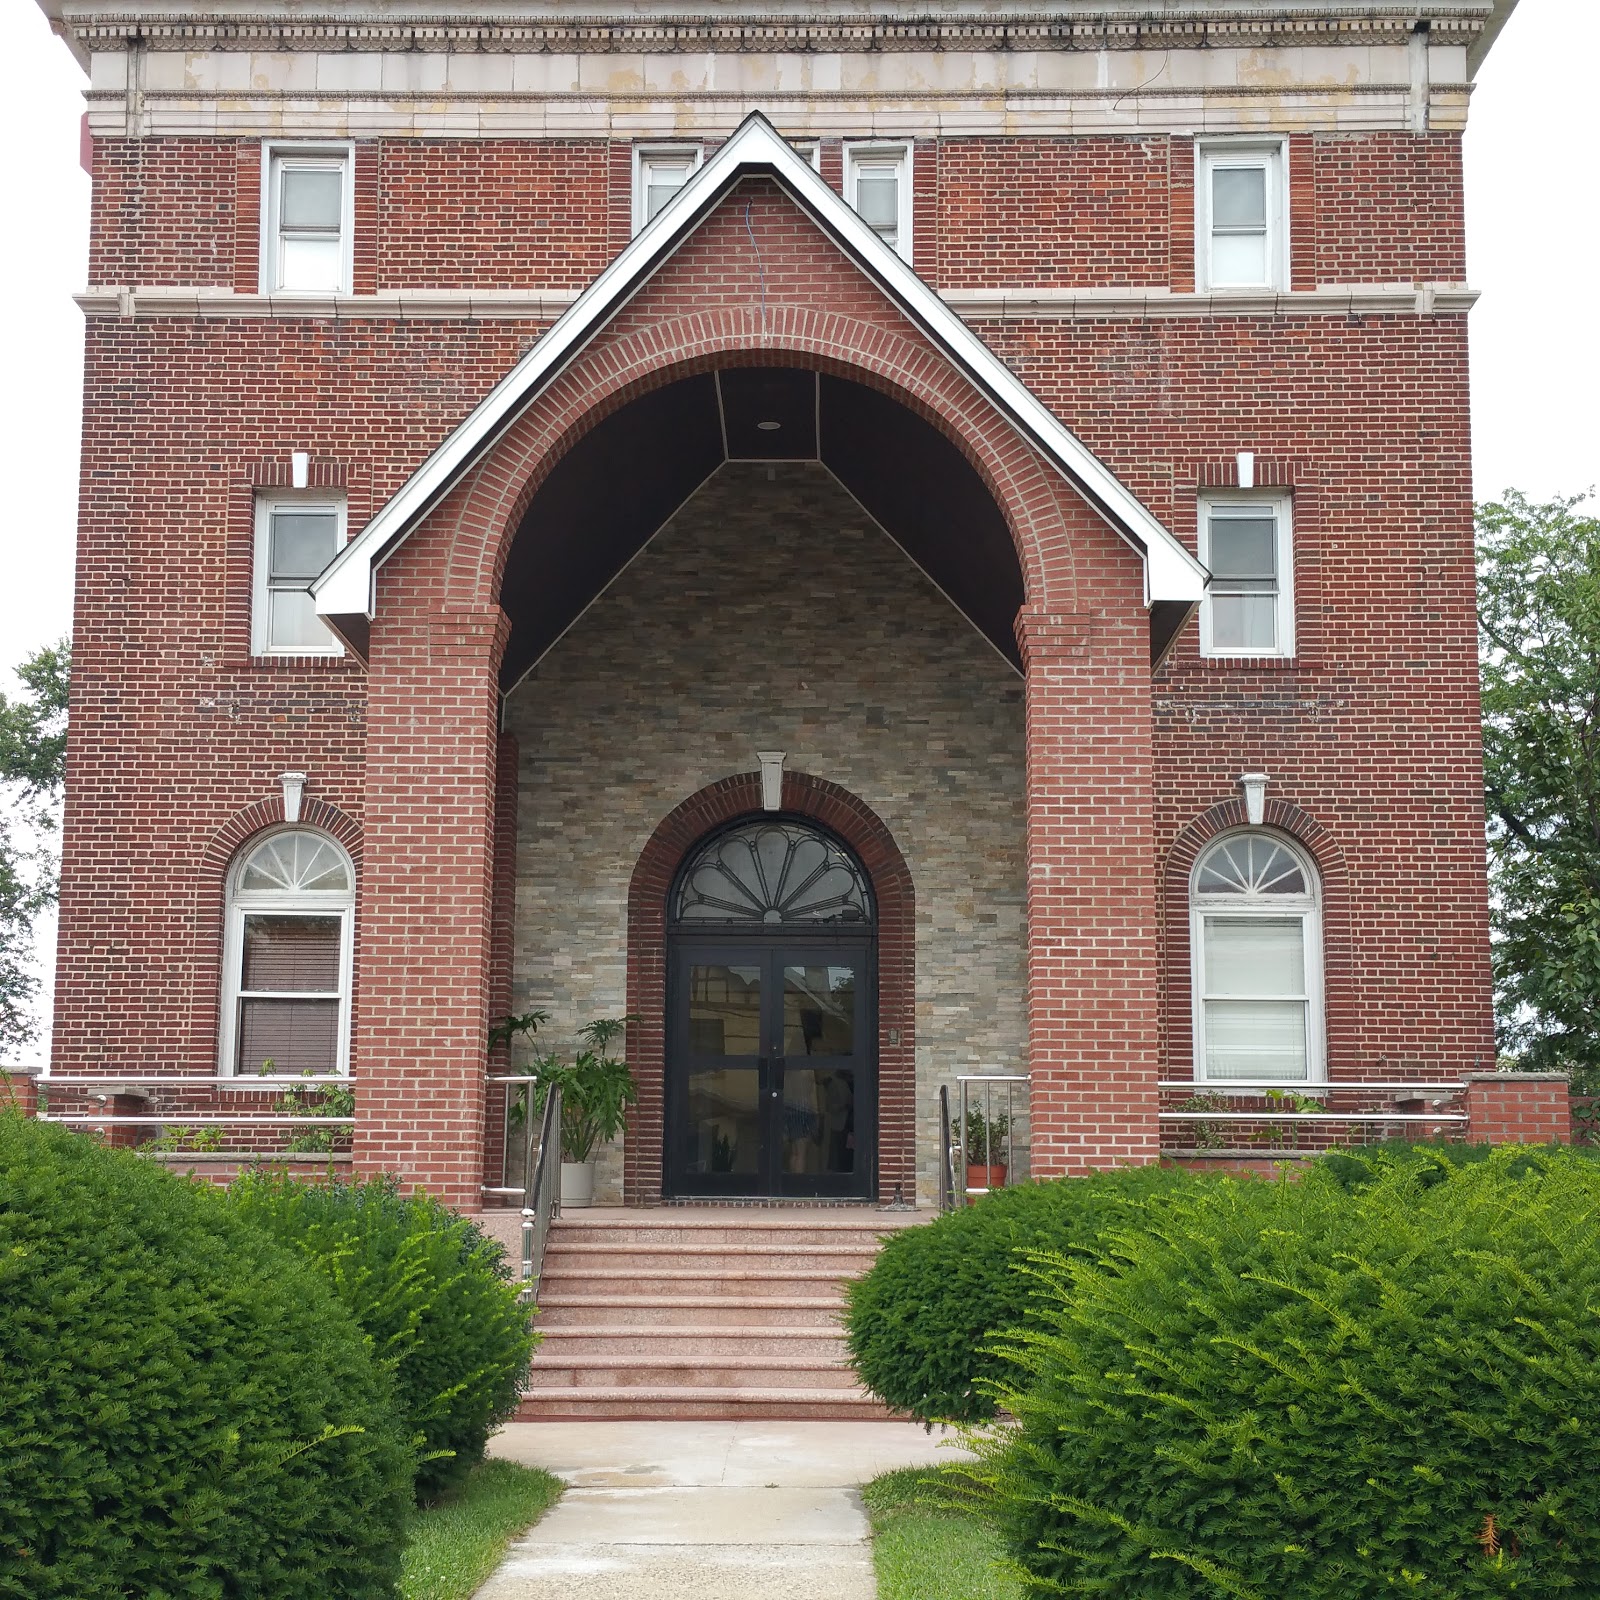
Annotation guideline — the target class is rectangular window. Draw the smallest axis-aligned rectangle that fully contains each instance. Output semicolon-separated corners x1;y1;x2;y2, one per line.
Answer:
845;143;912;263
789;139;822;172
1197;142;1286;291
262;144;352;294
1198;495;1294;659
1197;915;1312;1081
252;497;346;657
633;145;703;232
236;913;343;1075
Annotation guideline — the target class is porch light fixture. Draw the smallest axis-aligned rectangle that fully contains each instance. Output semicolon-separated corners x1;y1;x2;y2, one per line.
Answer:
1236;450;1256;489
1237;771;1269;826
756;419;782;431
280;770;307;823
757;751;786;811
291;450;310;489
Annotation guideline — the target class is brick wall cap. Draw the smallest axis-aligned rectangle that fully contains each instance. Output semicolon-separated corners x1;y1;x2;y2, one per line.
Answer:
1463;1071;1571;1083
312;112;1204;632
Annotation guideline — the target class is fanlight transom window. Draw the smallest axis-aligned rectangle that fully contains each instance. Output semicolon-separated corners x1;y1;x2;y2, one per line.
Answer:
223;829;354;1077
1191;831;1321;1083
676;821;871;926
238;830;352;895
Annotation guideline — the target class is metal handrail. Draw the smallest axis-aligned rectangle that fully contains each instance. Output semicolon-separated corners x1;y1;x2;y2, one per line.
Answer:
38;1073;353;1087
521;1082;561;1302
1160;1080;1468;1094
937;1083;956;1213
958;1074;1028;1200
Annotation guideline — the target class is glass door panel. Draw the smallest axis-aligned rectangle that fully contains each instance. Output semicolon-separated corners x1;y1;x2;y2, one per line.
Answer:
777;954;868;1196
670;956;767;1195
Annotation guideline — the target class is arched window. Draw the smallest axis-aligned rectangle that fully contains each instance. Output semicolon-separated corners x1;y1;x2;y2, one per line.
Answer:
1190;831;1322;1082
674;820;872;926
221;829;354;1076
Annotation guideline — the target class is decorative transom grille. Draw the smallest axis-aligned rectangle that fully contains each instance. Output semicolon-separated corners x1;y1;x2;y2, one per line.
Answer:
238;830;351;894
675;821;871;925
1194;833;1308;899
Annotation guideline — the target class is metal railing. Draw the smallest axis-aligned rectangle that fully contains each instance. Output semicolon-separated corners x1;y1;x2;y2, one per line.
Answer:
31;1070;357;1134
481;1073;560;1302
940;1074;1030;1209
1159;1079;1468;1153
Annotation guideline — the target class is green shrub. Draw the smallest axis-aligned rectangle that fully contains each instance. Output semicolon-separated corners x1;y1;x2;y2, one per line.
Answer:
231;1172;536;1499
0;1115;409;1599
973;1153;1600;1598
1316;1136;1595;1189
845;1168;1195;1424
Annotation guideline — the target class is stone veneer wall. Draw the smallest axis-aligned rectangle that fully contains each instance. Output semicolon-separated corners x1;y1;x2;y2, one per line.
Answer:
503;460;1027;1204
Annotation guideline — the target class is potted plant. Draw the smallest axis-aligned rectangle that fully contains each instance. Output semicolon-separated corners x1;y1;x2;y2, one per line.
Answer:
962;1104;1011;1192
496;1016;638;1207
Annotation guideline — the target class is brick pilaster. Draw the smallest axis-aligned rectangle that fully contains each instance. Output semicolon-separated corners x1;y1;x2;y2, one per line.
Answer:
1019;602;1160;1173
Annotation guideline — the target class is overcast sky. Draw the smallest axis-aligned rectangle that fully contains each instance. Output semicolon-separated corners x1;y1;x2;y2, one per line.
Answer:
0;0;1595;1060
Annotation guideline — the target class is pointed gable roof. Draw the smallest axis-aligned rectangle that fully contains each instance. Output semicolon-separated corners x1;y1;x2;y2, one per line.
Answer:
312;112;1207;640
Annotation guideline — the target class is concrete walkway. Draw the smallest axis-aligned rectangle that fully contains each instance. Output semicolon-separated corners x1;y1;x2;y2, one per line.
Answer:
478;1420;969;1599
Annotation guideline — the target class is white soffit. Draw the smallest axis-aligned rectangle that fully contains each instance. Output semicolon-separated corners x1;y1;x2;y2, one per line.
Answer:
312;112;1206;621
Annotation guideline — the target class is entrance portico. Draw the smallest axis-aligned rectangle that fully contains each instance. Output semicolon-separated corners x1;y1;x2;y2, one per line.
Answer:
315;116;1205;1208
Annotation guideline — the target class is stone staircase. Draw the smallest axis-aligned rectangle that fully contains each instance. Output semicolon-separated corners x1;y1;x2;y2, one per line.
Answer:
515;1207;923;1421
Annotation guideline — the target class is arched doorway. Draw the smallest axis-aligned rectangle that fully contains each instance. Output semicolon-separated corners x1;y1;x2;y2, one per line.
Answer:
665;817;877;1199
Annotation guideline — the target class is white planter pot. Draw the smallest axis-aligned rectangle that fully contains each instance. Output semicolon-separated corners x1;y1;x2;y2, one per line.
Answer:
559;1159;596;1208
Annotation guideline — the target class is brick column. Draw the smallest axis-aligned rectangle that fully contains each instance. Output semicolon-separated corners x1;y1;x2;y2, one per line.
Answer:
1018;603;1160;1174
1463;1071;1570;1146
355;602;509;1209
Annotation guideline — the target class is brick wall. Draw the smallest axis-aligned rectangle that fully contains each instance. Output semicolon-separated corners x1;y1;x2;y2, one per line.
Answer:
83;132;1468;292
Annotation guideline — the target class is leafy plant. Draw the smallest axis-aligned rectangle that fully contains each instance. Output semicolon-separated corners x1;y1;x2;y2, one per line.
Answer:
845;1167;1195;1425
146;1123;224;1154
0;638;68;1052
514;1016;638;1164
969;1152;1600;1597
961;1104;1011;1163
261;1061;355;1154
0;1112;410;1597
1478;491;1600;1072
231;1172;536;1501
1173;1090;1233;1150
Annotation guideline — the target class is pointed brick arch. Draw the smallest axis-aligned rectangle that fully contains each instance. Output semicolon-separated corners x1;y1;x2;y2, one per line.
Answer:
625;769;916;1206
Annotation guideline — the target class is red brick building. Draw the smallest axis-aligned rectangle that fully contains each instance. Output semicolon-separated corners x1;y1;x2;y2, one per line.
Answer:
38;0;1550;1217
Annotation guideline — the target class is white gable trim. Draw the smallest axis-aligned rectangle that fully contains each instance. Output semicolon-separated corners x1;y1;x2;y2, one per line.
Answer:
312;113;1206;623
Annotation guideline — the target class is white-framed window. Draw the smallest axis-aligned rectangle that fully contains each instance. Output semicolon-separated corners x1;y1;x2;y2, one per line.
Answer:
1191;832;1323;1084
1196;140;1287;291
633;145;703;232
788;138;822;172
844;143;912;263
252;495;347;657
221;830;355;1078
1198;493;1294;659
261;142;353;294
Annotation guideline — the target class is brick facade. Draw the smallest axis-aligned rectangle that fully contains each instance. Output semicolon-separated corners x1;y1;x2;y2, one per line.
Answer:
44;3;1515;1204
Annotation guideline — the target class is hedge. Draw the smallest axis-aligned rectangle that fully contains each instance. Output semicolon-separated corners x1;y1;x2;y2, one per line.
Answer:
973;1152;1600;1598
0;1115;410;1599
844;1167;1195;1424
231;1172;536;1499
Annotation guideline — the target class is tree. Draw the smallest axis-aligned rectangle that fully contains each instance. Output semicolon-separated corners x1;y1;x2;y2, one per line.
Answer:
0;639;69;1053
1478;492;1600;1079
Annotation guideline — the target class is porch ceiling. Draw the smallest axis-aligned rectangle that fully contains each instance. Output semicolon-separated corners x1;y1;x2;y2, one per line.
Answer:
498;366;1026;689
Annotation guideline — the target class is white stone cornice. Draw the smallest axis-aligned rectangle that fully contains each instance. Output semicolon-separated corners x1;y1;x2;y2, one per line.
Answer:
75;282;1478;321
46;6;1496;56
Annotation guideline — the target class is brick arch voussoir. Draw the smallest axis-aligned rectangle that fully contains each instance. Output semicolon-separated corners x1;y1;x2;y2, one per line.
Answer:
1162;797;1351;1081
622;768;917;1207
439;309;1074;617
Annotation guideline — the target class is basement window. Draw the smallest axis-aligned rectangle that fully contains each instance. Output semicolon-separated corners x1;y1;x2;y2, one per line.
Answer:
634;145;703;231
1198;494;1295;659
262;143;353;294
1196;141;1287;292
252;495;346;657
844;143;912;263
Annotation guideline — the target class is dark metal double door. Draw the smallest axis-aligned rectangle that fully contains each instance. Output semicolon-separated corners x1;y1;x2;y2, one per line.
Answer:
666;939;874;1199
